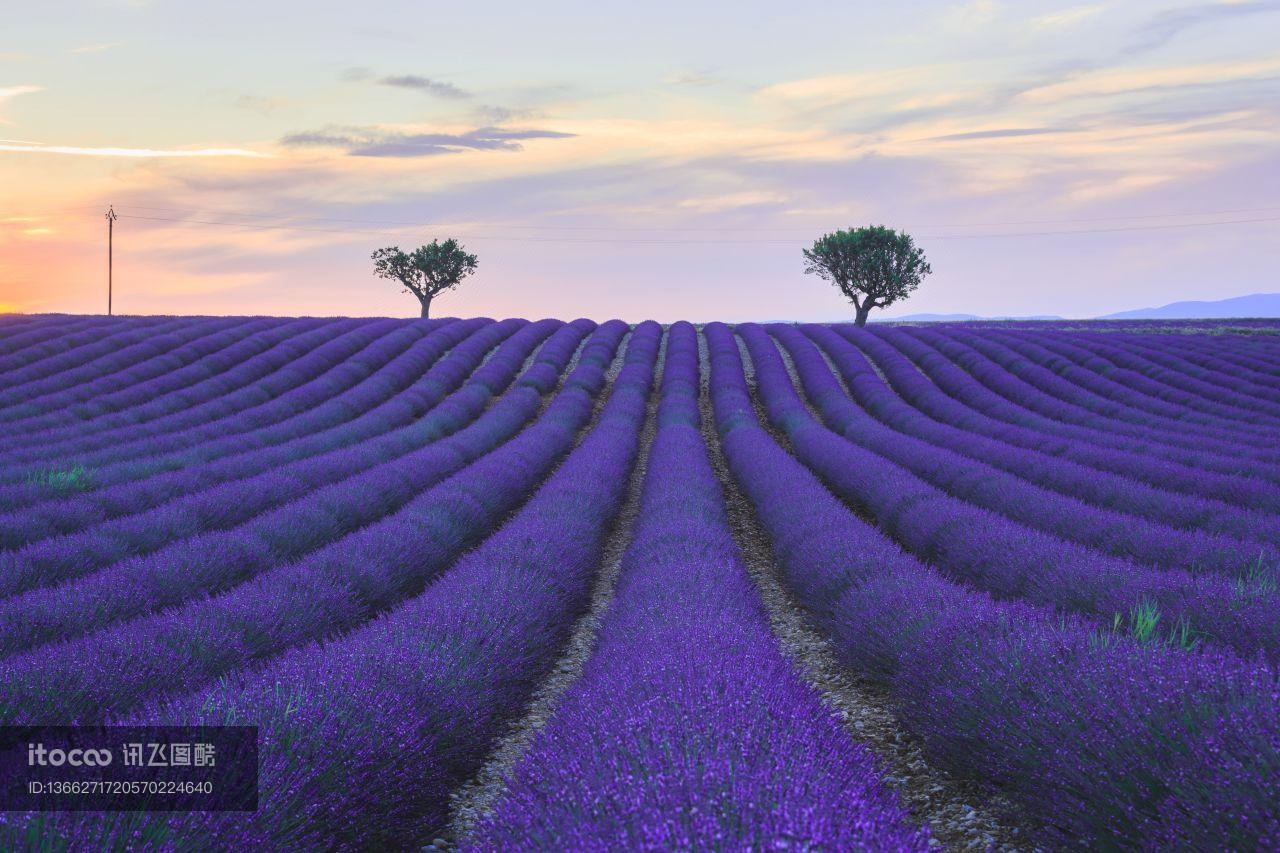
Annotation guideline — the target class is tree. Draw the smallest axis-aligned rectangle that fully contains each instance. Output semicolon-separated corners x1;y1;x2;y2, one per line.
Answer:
371;239;478;318
802;225;932;326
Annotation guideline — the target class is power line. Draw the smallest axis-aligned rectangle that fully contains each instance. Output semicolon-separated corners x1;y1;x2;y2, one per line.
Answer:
925;215;1280;239
114;211;1280;243
48;201;1280;232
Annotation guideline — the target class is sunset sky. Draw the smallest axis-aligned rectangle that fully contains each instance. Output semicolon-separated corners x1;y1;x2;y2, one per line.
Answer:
2;0;1278;321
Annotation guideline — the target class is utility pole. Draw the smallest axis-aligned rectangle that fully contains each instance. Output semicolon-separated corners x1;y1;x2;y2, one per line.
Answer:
105;205;118;315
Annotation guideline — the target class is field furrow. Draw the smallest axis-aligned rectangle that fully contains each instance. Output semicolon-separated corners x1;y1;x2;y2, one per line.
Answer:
0;314;1276;850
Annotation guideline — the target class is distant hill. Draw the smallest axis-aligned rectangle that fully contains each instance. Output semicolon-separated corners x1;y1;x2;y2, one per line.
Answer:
1100;292;1280;320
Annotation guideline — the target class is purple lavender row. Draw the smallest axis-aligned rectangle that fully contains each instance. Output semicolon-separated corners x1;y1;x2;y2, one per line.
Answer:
0;316;216;412
0;321;592;655
0;317;325;445
1131;334;1280;394
807;325;1280;536
0;312;160;366
984;328;1280;436
0;319;488;511
1015;327;1280;416
923;328;1280;460
737;324;1280;663
0;318;502;543
772;324;1277;574
0;316;369;461
915;318;1280;332
0;317;393;461
706;323;1280;849
1153;330;1280;378
0;320;521;585
875;326;1280;490
1;322;659;850
868;324;1280;504
468;322;926;851
1055;328;1280;406
0;315;108;360
0;322;613;725
940;326;1280;451
0;316;313;435
0;316;246;405
0;316;257;421
0;315;182;389
906;325;1279;457
0;318;404;473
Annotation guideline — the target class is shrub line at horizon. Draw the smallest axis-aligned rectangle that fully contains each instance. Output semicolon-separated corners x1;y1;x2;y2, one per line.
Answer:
704;321;1280;848
467;321;925;850
871;325;1280;503
0;322;662;849
0;320;600;664
768;323;1279;575
735;322;1280;663
0;318;524;549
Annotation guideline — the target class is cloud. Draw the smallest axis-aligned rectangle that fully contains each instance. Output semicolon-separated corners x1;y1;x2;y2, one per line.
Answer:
0;85;41;102
474;104;538;124
339;67;374;82
1018;57;1280;103
1033;5;1104;29
0;139;268;157
0;86;42;123
280;126;575;157
757;66;956;109
943;0;1001;29
928;127;1064;141
234;94;286;115
664;70;721;87
676;191;788;212
1127;1;1280;53
0;86;41;100
278;131;355;147
69;42;119;54
379;75;470;99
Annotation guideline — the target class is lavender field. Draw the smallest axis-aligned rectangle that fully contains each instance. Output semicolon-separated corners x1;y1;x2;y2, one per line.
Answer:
1;312;1278;850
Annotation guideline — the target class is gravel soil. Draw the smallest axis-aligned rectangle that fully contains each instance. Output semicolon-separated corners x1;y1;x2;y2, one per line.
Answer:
698;330;1038;851
440;332;664;847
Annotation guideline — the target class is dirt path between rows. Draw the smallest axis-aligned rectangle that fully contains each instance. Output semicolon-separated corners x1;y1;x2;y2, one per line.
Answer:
697;329;1035;851
441;330;665;847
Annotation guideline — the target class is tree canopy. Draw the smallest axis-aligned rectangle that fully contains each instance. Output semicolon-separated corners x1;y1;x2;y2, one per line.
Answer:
802;225;931;326
372;239;478;318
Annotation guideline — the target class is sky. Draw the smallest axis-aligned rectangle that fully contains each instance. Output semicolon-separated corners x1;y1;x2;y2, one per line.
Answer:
1;0;1278;322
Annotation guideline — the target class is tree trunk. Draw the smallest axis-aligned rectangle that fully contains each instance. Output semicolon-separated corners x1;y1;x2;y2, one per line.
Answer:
854;304;872;326
419;295;431;319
